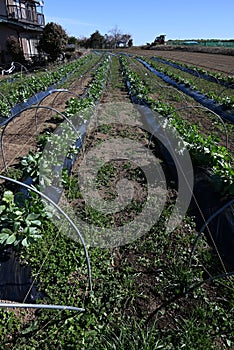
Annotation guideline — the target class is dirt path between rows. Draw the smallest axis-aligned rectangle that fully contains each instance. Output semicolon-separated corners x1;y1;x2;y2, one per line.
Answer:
130;49;234;75
0;75;92;171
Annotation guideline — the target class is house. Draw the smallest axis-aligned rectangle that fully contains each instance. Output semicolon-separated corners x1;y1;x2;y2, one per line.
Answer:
0;0;45;63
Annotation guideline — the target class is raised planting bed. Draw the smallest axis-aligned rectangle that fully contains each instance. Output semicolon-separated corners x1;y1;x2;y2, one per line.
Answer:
0;54;233;350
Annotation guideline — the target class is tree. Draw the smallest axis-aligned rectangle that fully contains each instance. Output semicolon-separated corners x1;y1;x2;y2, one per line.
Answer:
128;38;133;47
68;36;78;45
77;36;89;48
6;36;25;63
120;34;131;47
76;28;133;49
108;27;133;48
38;22;68;62
108;26;122;48
89;30;104;49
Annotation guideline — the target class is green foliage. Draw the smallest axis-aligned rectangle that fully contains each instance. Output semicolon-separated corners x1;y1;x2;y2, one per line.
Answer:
168;117;234;194
0;52;233;350
120;55;234;195
156;56;234;87
6;35;26;63
0;54;93;116
38;22;68;62
128;38;133;47
101;320;166;349
146;58;234;110
89;30;104;49
0;309;20;344
67;36;78;45
120;56;174;116
21;151;42;183
78;28;133;49
0;100;11;117
0;190;44;248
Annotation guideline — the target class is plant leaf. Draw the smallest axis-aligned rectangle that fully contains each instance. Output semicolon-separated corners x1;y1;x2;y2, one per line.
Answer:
0;205;6;214
6;234;16;245
21;238;28;247
26;213;41;221
3;191;14;204
1;228;13;235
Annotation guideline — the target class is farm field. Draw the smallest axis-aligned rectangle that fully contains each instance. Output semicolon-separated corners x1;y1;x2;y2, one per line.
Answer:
129;48;234;75
0;51;233;349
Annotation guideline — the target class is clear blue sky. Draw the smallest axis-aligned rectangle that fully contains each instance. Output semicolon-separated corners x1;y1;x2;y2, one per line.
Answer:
43;0;234;45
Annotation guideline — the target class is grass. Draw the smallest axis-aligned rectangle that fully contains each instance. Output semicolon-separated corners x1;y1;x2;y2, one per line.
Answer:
4;202;232;349
0;53;233;349
125;55;234;153
148;58;234;101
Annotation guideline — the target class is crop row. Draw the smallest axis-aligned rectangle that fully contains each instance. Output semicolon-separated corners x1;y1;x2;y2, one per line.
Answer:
141;57;234;110
120;55;234;195
120;56;174;116
0;54;111;249
153;56;234;87
0;53;233;350
0;54;100;117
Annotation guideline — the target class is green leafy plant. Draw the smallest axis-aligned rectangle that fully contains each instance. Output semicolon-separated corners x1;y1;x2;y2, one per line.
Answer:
120;56;174;116
120;56;234;195
38;22;68;62
0;190;45;248
156;56;234;87
0;54;94;116
144;58;234;111
21;151;42;182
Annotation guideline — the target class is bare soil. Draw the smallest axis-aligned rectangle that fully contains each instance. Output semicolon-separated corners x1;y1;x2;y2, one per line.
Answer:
128;48;234;75
1;51;233;173
0;75;92;171
1;55;233;349
0;300;37;324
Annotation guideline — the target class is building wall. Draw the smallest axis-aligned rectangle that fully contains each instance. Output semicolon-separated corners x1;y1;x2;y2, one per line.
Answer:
0;24;41;62
0;0;7;16
19;32;40;59
0;0;44;63
0;25;18;62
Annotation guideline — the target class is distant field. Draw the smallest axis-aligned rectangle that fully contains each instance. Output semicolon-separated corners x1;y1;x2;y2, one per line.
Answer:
127;47;234;75
136;44;234;56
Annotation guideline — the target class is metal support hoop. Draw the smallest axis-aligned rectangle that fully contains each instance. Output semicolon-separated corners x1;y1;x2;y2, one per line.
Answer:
0;174;92;311
165;105;229;149
0;303;85;312
147;105;229;151
189;198;234;268
0;105;81;171
34;89;81;133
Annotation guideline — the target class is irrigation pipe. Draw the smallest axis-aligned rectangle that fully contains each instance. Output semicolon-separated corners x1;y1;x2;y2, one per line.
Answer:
188;271;234;295
0;175;92;294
